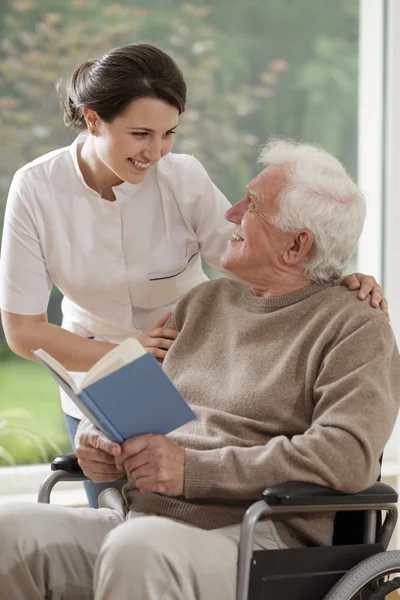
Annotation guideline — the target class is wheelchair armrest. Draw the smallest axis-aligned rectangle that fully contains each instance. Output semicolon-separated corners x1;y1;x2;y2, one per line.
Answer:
51;452;84;474
263;481;398;507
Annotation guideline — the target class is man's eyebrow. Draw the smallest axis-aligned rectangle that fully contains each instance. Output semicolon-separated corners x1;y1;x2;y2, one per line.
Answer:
127;124;179;132
246;187;260;199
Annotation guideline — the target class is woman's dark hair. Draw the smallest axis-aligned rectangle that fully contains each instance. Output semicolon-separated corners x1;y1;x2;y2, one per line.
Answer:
59;43;187;129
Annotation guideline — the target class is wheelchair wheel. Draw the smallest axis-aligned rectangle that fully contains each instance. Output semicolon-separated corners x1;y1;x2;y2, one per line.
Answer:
324;550;400;599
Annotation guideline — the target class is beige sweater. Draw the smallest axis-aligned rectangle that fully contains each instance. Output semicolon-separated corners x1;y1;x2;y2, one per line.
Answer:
124;279;400;547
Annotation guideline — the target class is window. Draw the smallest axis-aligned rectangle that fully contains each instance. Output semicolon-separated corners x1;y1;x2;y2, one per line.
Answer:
1;0;363;466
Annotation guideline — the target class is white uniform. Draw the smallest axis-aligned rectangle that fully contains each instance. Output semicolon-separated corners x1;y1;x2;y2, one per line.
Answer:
0;134;234;418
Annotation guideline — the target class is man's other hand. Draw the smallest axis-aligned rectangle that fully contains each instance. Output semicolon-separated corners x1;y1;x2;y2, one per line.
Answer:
117;434;185;496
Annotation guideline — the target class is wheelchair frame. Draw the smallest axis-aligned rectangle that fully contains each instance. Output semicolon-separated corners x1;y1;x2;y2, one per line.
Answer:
38;453;399;600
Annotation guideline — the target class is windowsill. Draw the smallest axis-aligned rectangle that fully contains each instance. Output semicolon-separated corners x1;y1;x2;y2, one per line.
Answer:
382;459;399;478
0;488;88;506
0;463;87;506
0;458;399;508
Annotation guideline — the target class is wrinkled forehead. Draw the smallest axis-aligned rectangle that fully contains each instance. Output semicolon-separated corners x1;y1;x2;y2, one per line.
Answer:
247;165;287;207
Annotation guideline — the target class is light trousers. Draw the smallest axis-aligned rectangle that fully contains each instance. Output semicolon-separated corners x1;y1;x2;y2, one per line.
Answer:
0;489;286;600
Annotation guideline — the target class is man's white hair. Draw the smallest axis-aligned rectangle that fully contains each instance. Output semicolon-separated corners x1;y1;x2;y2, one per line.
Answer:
258;139;366;283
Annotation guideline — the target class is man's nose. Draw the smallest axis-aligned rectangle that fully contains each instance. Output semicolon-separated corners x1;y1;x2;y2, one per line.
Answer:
225;199;246;224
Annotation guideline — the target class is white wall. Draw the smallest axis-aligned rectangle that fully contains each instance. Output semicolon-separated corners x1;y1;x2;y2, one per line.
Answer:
382;0;400;463
357;0;384;283
358;0;400;463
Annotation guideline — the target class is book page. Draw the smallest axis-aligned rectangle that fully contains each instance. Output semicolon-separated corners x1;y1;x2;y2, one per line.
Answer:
82;338;146;388
33;349;78;392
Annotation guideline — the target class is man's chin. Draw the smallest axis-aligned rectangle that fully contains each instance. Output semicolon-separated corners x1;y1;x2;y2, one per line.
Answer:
220;252;238;273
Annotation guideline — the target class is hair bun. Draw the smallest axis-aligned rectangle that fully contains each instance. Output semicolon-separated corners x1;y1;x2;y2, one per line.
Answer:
58;44;186;131
58;60;96;130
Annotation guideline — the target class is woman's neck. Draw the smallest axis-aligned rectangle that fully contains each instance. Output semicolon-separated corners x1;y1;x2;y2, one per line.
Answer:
78;136;122;201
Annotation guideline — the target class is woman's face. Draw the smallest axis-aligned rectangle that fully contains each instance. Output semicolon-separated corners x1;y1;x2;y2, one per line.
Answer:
86;97;180;184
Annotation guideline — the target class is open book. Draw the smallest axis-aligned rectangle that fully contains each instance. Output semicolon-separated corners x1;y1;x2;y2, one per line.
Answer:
32;339;196;443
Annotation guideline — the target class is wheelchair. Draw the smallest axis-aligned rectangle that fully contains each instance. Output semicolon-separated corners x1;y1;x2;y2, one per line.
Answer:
39;452;400;600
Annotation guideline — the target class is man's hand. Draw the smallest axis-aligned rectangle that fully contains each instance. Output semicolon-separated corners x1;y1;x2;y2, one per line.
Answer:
342;272;389;320
116;434;185;496
137;313;179;363
75;418;124;483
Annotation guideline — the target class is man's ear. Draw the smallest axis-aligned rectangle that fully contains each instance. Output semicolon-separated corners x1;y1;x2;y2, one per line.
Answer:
283;230;314;266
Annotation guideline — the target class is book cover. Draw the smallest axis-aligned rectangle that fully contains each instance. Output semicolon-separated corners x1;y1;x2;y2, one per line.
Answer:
34;352;196;443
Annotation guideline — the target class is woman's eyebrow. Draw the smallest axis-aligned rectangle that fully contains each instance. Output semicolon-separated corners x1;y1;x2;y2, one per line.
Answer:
127;124;179;132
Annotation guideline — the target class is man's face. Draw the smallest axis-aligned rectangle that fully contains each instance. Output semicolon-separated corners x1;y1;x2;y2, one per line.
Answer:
220;166;295;282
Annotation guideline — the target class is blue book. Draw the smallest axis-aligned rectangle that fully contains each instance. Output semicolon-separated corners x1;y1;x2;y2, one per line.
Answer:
32;339;196;443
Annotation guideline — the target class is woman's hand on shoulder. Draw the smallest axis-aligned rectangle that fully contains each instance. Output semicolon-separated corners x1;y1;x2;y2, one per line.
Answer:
341;273;389;320
137;312;179;363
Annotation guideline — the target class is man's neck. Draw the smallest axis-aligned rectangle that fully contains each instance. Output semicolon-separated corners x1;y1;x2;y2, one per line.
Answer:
245;269;313;298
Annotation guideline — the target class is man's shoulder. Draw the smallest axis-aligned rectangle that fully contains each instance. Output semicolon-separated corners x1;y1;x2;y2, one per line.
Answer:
318;284;380;315
315;284;391;336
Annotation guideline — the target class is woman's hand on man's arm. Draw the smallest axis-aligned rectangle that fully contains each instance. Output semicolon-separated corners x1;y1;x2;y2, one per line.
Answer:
137;312;179;363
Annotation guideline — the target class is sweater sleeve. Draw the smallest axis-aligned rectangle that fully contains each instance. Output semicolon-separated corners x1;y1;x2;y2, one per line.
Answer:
184;314;400;501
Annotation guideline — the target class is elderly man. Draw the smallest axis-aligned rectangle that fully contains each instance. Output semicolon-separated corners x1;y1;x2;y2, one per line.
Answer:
0;139;399;600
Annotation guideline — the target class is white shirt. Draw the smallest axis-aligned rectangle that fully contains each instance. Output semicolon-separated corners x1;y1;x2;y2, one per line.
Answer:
0;135;234;417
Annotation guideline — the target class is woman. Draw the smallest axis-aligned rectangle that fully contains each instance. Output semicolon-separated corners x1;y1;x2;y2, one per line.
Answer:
0;43;385;507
